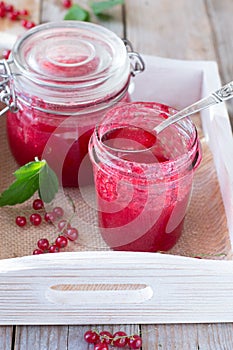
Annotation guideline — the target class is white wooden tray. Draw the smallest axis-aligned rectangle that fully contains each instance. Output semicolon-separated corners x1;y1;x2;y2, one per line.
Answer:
1;55;233;325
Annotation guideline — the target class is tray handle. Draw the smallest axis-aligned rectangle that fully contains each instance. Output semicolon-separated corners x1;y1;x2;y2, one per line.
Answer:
0;251;233;324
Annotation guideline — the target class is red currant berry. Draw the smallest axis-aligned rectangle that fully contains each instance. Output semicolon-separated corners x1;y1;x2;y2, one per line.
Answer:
24;21;36;29
21;19;28;27
48;245;60;253
55;235;68;249
30;213;42;226
20;9;29;16
57;219;71;231
62;0;72;8
64;227;78;241
2;49;11;59
94;343;108;350
128;335;142;349
33;198;44;210
99;331;113;344
44;212;56;224
5;4;14;12
8;10;19;20
0;7;6;17
15;216;27;227
84;330;100;344
33;248;43;255
112;331;128;348
37;238;50;251
53;206;64;218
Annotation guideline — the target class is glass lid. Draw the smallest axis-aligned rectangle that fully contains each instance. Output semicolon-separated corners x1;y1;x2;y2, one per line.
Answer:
12;21;130;88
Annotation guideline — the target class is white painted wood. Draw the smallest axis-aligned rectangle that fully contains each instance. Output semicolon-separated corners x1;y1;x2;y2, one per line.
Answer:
0;251;233;324
0;33;17;49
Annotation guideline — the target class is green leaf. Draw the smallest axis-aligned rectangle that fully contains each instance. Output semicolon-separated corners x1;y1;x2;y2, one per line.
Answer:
94;12;112;21
0;159;59;206
64;4;90;21
14;160;46;180
38;163;59;203
0;177;39;206
91;0;124;15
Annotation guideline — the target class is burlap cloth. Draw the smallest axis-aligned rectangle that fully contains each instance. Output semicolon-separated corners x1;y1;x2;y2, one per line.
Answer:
0;114;231;260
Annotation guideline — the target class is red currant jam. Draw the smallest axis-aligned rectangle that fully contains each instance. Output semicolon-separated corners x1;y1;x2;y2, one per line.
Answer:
7;108;98;187
89;102;201;252
6;22;133;187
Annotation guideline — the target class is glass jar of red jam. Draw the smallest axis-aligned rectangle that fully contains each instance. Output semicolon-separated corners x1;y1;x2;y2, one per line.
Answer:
0;21;144;187
89;102;202;252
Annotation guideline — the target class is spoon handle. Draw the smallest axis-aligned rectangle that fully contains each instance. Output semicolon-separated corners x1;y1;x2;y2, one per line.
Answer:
155;81;233;134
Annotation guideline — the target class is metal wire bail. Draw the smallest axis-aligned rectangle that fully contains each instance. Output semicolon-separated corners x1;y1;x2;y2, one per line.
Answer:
0;58;18;117
123;39;145;77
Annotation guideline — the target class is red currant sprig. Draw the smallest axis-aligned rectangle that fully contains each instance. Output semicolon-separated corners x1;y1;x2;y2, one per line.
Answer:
0;1;35;27
15;199;43;228
33;224;78;255
14;198;79;255
0;0;35;60
83;329;142;349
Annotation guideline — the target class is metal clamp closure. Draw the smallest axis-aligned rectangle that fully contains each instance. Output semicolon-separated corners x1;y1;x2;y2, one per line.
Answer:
123;39;145;77
0;58;18;117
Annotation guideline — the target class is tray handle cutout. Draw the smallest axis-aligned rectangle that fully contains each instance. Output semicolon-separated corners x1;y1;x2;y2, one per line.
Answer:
46;283;153;305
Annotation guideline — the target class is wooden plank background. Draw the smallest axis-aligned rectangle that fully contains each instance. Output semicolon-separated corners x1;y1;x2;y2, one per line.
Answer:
0;0;233;348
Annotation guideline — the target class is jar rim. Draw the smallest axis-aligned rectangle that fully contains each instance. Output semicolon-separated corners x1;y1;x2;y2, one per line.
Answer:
89;102;201;182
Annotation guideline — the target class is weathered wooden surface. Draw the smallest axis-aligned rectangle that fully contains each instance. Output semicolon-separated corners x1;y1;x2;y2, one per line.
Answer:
0;327;13;349
125;0;216;60
141;323;233;349
0;0;233;349
205;0;233;123
13;325;139;349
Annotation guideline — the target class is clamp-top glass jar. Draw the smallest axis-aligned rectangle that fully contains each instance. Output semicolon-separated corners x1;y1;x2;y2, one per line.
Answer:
0;21;144;187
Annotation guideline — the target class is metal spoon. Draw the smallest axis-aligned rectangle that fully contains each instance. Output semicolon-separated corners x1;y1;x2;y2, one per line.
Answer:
100;81;233;155
154;80;233;134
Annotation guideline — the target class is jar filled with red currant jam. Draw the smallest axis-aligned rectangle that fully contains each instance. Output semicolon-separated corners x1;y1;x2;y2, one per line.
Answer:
0;21;144;187
89;102;202;252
